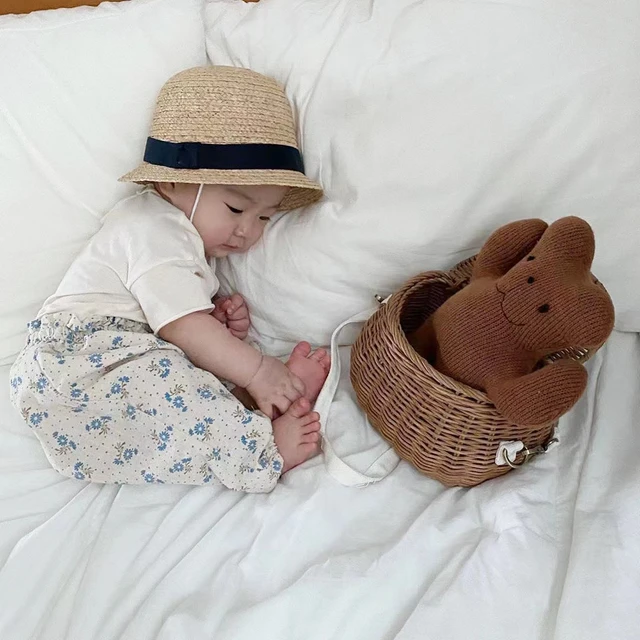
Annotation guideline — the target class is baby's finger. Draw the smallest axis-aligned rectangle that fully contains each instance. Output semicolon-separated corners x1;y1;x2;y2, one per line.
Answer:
211;306;228;324
228;317;250;332
229;293;245;308
273;395;292;416
256;399;274;420
227;305;248;321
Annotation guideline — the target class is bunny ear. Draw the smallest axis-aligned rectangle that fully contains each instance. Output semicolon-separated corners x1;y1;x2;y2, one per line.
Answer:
535;216;596;268
473;218;548;279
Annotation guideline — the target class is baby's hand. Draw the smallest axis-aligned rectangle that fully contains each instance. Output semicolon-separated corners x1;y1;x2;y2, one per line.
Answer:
212;293;250;340
246;355;306;419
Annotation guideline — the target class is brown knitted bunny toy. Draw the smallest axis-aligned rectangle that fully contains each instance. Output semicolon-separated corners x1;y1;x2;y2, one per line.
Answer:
408;216;615;427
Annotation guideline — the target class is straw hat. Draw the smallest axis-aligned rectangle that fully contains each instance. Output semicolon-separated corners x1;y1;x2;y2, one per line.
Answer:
120;66;323;211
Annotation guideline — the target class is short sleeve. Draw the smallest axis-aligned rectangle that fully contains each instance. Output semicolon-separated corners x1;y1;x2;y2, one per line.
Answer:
129;260;218;333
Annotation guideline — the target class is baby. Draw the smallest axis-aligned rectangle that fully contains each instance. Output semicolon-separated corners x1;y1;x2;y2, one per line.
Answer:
9;66;327;493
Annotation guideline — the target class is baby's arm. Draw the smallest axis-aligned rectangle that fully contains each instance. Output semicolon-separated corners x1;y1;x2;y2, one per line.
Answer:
159;311;304;418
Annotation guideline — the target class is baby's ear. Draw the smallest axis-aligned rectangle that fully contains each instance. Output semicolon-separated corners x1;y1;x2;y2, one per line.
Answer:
537;216;595;268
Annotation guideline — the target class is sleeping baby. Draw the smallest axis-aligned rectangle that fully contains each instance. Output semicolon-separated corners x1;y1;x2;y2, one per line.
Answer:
9;66;328;492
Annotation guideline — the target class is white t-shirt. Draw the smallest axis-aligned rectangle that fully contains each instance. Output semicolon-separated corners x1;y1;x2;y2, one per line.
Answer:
39;188;219;333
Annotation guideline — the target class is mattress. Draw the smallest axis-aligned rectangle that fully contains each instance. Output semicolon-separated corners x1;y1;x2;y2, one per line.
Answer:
1;331;639;639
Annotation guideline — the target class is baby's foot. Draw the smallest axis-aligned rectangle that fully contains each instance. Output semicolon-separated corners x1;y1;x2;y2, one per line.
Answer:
286;342;331;404
273;398;321;473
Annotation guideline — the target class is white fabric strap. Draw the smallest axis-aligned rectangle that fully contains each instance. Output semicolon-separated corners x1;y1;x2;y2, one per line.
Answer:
190;184;204;223
314;298;401;487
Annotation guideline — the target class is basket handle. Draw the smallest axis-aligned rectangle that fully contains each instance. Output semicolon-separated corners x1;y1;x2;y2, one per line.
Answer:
315;296;401;487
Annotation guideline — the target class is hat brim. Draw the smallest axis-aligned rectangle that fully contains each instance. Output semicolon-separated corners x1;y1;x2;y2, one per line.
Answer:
119;163;323;211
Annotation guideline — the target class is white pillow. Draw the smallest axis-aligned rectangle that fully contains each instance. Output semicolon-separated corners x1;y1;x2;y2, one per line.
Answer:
205;0;640;352
0;0;206;366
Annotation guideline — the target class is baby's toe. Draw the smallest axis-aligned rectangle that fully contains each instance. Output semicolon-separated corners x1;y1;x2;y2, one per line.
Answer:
302;419;321;434
309;348;327;363
292;342;312;359
299;442;320;460
301;432;320;444
288;398;311;418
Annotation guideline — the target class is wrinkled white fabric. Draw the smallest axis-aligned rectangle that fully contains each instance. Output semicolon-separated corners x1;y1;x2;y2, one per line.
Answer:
1;332;639;640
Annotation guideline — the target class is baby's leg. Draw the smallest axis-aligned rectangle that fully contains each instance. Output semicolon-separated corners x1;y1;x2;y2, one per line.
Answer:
14;323;284;492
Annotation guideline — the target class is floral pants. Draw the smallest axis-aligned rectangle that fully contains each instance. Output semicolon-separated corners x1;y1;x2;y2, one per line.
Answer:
9;314;283;492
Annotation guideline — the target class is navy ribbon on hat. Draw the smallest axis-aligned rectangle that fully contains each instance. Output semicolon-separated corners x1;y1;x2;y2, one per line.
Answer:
143;137;305;173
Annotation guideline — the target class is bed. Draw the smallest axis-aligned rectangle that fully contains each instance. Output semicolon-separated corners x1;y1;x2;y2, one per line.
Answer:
1;1;639;638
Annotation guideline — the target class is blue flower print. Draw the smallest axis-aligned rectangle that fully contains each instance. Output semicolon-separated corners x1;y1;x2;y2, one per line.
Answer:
199;449;221;483
189;417;213;441
122;403;152;420
53;431;77;455
233;406;253;425
73;461;94;481
106;376;130;399
241;431;260;454
148;358;172;379
272;459;282;473
165;385;188;413
28;410;49;428
141;470;165;484
70;382;90;405
10;376;23;391
29;376;49;395
151;426;174;451
197;385;216;401
28;319;42;331
198;458;215;484
112;336;124;348
65;328;84;351
113;442;138;466
169;457;193;474
85;416;112;435
88;353;103;368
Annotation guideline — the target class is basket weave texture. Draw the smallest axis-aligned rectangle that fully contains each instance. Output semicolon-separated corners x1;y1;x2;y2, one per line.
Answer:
350;257;593;487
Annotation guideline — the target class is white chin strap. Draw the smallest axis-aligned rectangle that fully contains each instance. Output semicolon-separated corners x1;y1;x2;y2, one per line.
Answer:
190;184;204;223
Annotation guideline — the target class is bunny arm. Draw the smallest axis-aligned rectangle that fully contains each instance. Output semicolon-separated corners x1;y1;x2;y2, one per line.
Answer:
473;219;548;279
486;359;588;427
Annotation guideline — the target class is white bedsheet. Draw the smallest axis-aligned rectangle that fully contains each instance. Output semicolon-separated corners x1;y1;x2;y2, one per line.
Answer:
1;330;638;640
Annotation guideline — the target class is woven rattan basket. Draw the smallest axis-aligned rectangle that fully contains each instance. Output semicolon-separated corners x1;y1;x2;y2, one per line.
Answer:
350;257;595;487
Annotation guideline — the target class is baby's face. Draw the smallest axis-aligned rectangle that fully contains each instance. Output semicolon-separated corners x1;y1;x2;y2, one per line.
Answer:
166;183;288;258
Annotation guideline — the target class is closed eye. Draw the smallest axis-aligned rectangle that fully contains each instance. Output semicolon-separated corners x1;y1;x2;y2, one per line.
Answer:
259;216;272;222
226;204;243;214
